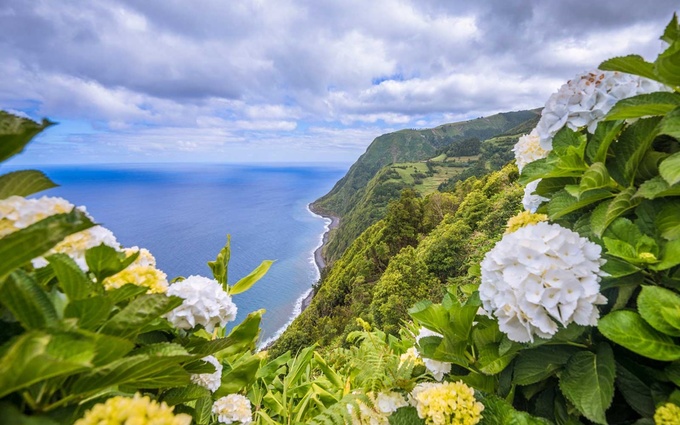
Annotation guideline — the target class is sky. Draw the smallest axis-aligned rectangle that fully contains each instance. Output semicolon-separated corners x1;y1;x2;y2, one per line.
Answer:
1;0;679;165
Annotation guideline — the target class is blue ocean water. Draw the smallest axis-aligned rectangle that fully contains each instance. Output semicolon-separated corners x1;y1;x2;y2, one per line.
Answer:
10;163;345;343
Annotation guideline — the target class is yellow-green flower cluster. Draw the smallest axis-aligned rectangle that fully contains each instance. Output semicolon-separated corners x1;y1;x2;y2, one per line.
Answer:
74;393;191;425
410;381;484;425
505;211;548;234
103;247;169;294
655;403;680;424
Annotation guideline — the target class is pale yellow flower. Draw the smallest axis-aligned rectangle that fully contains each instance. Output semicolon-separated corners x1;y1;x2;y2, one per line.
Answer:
74;393;191;425
505;211;548;234
410;381;484;425
655;403;680;425
103;248;169;294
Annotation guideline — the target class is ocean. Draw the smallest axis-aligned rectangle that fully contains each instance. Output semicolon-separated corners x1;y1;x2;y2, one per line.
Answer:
5;163;345;344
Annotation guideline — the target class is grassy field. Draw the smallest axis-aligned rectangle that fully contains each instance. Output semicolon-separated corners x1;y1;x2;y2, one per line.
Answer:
384;158;469;196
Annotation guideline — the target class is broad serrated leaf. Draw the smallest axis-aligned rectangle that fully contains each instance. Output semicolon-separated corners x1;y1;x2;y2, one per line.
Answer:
559;343;615;425
658;106;680;139
208;235;231;286
513;345;582;386
230;259;274;295
638;285;680;337
186;309;264;357
477;343;519;375
193;395;214;425
64;296;112;330
389;406;425;425
0;330;95;398
0;170;57;200
659;151;680;186
0;270;57;330
605;92;680;120
552;126;585;156
99;294;183;339
106;283;148;304
615;361;656;418
591;187;640;237
47;253;93;300
635;176;680;199
657;201;680;240
586;120;626;164
215;352;266;396
599;55;658;81
85;244;138;283
599;310;680;361
0;209;95;278
662;13;680;44
160;384;211;406
0;112;54;162
547;189;614;220
578;162;612;194
655;39;680;87
608;117;662;186
650;239;680;270
478;394;552;425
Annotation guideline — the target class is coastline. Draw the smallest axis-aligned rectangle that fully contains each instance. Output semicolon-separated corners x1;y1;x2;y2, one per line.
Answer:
257;203;339;350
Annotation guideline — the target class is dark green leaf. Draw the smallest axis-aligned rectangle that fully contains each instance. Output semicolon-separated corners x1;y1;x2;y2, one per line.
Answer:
47;253;93;300
389;406;425;425
105;283;148;304
579;162;613;194
85;244;138;283
0;270;57;330
635;176;680;199
559;343;615;425
586;120;626;164
0;170;57;200
547;189;614;220
477;343;519;375
160;384;211;406
0;210;95;278
214;352;264;396
638;285;680;336
659;151;680;186
208;235;230;287
605;92;680;120
655;39;680;87
662;14;680;44
230;259;274;295
478;394;552;425
590;188;640;237
99;294;182;339
599;310;680;361
657;201;680;240
608;117;662;186
193;396;214;425
513;345;582;386
64;296;112;330
657;106;680;139
615;361;656;418
186;309;264;357
599;55;658;81
552;126;584;156
0;112;54;163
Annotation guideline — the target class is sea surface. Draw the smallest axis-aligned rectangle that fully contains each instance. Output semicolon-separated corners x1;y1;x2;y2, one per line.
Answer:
4;163;345;344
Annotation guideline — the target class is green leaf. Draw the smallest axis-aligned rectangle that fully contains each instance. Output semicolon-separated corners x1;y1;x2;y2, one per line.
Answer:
389;406;425;425
0;170;57;200
605;92;680;120
0;330;96;398
160;384;211;406
599;55;658;81
659;151;680;186
0;210;95;278
0;112;54;163
552;126;585;156
579;162;613;194
513;345;582;386
105;283;148;304
186;309;264;357
85;244;138;283
662;14;680;44
477;343;519;375
64;296;112;331
650;239;680;270
635;176;680;199
599;310;680;361
0;270;57;330
657;106;680;139
655;39;680;87
409;300;450;335
638;285;680;337
559;343;615;425
193;395;213;425
99;294;183;339
208;235;231;287
47;253;93;300
478;394;552;425
615;361;656;418
586;120;626;164
215;352;264;396
600;255;640;278
230;259;274;295
608;117;662;186
547;189;614;220
590;187;640;237
657;201;680;240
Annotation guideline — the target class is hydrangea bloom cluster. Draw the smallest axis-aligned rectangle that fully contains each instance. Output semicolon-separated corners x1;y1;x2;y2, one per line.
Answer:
374;391;408;414
165;275;238;333
480;222;607;342
522;180;549;213
0;195;120;270
399;347;424;367
190;355;223;392
415;328;452;381
535;70;667;151
512;130;549;172
212;394;253;424
73;393;191;425
103;247;169;294
654;403;680;425
410;381;484;425
505;211;548;235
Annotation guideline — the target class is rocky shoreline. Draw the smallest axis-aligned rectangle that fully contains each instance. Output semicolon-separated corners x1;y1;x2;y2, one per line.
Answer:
302;205;339;311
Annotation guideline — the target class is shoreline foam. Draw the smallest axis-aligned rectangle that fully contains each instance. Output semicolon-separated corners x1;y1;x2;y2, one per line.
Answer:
257;203;338;350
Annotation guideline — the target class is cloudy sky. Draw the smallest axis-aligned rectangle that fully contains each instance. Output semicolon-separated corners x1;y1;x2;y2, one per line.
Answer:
2;0;678;165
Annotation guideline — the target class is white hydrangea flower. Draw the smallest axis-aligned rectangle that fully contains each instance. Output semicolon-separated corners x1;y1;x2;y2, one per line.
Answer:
522;180;549;213
536;70;668;151
165;275;237;333
190;355;223;392
0;195;120;270
415;328;452;381
212;394;252;425
480;222;607;343
375;391;408;414
513;129;549;172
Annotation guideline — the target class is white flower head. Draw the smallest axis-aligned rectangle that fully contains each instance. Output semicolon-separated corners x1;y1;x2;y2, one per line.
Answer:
536;70;669;151
212;394;252;425
522;179;549;213
415;328;452;381
165;275;237;333
375;391;408;415
480;222;607;342
0;196;120;270
513;130;549;172
190;355;223;392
